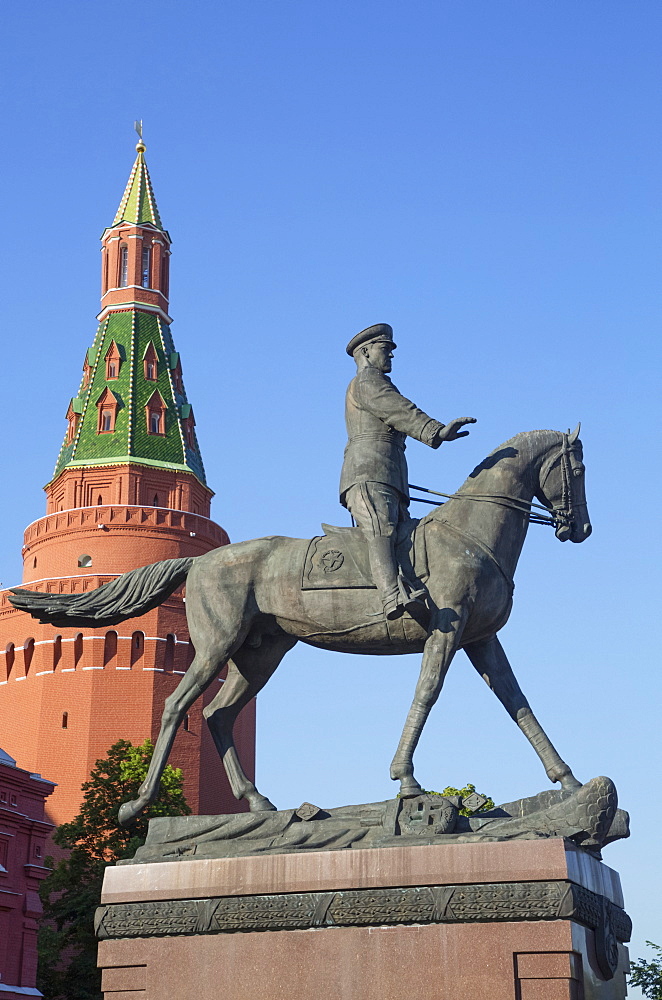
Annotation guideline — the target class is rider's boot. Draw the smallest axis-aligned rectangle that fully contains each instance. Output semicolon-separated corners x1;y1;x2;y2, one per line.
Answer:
366;536;406;620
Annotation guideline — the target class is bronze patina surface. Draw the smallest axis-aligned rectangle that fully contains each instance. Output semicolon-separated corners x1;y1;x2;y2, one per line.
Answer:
11;328;601;846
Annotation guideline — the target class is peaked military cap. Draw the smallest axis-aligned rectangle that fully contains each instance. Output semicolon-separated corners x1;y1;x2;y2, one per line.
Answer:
346;323;396;357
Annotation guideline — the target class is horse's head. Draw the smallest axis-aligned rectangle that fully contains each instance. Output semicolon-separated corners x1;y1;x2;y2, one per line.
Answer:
535;424;592;543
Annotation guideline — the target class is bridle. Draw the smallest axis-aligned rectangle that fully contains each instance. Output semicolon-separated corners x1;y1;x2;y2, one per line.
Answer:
537;432;579;531
410;433;580;532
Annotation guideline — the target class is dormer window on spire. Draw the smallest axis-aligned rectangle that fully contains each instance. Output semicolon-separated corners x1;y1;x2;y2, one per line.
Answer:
105;341;123;380
143;342;158;381
146;390;167;436
180;404;196;448
82;355;92;388
96;387;120;434
65;398;83;444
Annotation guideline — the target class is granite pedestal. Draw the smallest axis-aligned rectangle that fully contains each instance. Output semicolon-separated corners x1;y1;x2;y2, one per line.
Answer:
96;838;630;1000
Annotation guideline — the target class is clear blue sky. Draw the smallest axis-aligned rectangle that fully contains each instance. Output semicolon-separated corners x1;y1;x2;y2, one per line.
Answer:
2;1;660;983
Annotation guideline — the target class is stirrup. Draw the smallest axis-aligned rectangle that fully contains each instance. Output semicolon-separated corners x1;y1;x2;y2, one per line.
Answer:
397;577;428;614
383;596;405;620
402;593;427;614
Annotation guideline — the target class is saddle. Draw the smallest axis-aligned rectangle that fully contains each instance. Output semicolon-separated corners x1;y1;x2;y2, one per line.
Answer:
301;518;429;592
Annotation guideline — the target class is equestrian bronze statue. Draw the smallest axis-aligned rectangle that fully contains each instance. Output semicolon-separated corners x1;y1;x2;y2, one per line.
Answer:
10;409;591;824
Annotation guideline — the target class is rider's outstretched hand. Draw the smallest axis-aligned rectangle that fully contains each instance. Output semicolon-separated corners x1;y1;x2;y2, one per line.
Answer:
437;417;477;443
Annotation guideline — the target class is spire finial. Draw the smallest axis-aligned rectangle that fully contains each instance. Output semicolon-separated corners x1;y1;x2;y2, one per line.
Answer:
134;119;146;154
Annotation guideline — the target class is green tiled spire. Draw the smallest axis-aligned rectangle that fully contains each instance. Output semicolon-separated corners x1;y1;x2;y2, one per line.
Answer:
49;143;208;489
51;311;208;486
113;146;163;228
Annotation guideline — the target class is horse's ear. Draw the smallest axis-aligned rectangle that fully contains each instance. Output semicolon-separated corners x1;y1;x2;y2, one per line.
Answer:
568;422;581;444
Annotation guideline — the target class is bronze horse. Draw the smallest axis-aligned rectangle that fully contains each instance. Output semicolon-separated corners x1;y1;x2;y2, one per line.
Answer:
10;426;591;824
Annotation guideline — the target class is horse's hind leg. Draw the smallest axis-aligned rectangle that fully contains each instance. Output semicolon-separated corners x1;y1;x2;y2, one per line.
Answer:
464;635;582;790
204;633;297;812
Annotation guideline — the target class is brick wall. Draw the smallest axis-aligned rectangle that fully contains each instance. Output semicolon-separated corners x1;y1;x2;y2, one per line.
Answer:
1;484;253;834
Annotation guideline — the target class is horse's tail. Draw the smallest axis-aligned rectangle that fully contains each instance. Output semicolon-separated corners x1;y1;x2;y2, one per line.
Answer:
8;557;195;628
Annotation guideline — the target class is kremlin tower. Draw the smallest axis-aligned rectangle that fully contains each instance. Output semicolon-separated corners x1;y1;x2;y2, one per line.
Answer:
0;139;255;828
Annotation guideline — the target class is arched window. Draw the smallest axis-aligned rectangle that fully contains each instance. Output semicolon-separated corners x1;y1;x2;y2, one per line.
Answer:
23;638;35;675
141;247;151;288
131;631;145;668
119;245;129;288
103;631;118;667
152;494;159;507
101;411;112;432
53;635;62;670
32;557;37;568
78;554;92;568
164;634;176;671
161;256;169;297
97;495;103;506
62;712;68;729
4;644;14;683
150;411;162;434
73;633;84;668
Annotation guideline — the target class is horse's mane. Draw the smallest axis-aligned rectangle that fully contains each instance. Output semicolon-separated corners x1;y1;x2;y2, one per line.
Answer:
455;429;564;495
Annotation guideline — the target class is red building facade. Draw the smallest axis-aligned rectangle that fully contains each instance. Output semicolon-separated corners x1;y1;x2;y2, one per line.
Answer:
0;748;55;999
0;141;255;831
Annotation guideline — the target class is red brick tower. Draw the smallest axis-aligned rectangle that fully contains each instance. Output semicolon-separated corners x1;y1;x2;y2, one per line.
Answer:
0;140;255;828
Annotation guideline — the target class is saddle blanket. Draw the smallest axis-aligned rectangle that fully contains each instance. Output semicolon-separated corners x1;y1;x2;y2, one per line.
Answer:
301;520;428;591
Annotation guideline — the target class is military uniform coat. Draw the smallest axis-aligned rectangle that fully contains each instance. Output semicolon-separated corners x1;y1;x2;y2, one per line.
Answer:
339;366;443;504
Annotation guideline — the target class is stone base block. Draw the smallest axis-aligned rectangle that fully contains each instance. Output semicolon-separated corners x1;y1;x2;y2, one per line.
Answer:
97;838;630;1000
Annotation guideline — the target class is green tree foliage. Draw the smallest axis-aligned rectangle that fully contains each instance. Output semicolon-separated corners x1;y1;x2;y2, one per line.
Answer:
424;783;495;817
629;942;662;999
440;783;495;816
38;739;190;1000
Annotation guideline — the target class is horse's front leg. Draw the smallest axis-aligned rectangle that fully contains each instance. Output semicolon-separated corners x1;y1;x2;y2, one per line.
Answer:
390;607;465;797
464;635;581;790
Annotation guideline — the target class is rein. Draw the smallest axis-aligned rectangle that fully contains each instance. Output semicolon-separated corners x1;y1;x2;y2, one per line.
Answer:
408;433;577;531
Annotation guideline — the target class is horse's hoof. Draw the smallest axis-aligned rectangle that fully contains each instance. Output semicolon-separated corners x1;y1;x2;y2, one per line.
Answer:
398;778;423;799
118;800;142;827
248;794;277;813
